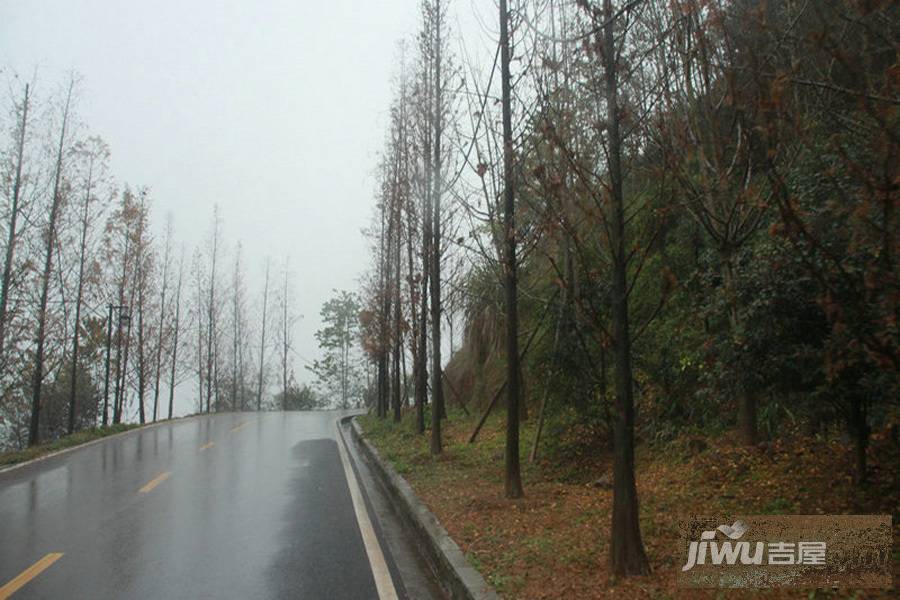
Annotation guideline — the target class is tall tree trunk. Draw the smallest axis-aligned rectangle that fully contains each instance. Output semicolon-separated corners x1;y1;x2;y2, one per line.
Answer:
213;332;221;411
0;84;30;363
342;318;351;409
381;186;394;419
197;299;205;414
113;311;125;423
392;148;403;423
416;263;429;433
113;213;132;424
498;0;524;497
415;4;434;433
257;260;270;411
722;257;758;445
603;0;650;575
29;83;73;446
153;222;173;423
429;0;445;455
405;188;424;427
232;246;242;412
137;281;146;424
102;304;113;426
206;208;219;413
281;267;289;411
418;111;433;434
67;154;95;434
168;252;184;420
119;272;137;423
136;205;148;425
137;248;147;425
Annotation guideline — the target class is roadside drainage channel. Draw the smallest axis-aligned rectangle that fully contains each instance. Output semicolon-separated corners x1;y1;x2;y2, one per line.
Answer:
347;417;500;600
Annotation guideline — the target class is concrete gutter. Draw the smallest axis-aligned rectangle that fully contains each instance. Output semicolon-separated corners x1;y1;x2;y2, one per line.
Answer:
349;417;500;600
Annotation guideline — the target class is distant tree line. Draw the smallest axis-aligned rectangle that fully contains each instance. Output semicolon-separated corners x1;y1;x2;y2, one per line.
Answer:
0;75;308;451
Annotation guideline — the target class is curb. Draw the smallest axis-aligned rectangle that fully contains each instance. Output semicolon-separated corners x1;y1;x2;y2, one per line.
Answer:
350;418;500;600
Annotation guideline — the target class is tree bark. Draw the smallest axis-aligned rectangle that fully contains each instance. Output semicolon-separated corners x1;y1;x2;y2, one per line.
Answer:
135;204;148;425
113;308;125;423
197;292;205;414
406;179;425;429
417;97;433;434
392;133;403;422
67;153;95;434
232;246;242;411
206;208;220;413
29;83;73;446
603;0;650;575
498;0;524;498
429;0;446;455
381;181;393;419
168;252;184;420
722;258;758;445
153;222;173;422
102;305;113;426
0;84;30;363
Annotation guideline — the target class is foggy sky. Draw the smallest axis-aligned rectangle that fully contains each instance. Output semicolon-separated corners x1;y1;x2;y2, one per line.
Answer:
0;0;494;415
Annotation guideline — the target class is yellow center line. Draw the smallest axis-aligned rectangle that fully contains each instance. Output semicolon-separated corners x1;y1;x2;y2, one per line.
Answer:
229;421;251;433
138;471;171;494
199;441;215;451
0;553;64;599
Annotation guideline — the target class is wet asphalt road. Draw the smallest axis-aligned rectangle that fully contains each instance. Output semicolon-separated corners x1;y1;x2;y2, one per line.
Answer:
0;411;408;599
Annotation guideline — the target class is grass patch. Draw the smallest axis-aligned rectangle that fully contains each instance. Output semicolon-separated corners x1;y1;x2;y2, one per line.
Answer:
762;496;795;515
0;423;144;467
358;408;899;599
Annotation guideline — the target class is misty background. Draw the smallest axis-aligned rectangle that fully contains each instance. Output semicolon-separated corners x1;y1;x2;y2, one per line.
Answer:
0;0;493;417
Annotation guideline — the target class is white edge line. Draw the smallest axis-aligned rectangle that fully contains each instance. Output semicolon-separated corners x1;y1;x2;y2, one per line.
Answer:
335;417;399;600
0;413;207;476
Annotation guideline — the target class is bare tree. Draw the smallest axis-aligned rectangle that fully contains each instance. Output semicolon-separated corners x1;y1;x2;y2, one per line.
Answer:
29;79;74;446
497;0;524;497
67;137;109;433
378;163;392;419
277;260;296;411
412;0;436;434
133;194;153;424
427;0;453;455
388;61;413;423
112;188;147;424
0;84;31;364
230;242;248;411
192;247;206;413
150;216;173;422
109;191;134;425
660;0;770;445
256;258;271;411
205;206;221;412
168;246;186;420
598;0;650;575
